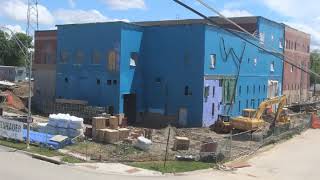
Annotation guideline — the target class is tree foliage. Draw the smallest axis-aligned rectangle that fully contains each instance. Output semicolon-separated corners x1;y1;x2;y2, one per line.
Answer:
0;30;33;67
310;50;320;84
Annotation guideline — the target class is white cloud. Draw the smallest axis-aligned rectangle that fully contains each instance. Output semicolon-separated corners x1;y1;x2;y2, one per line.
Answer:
220;9;252;17
68;0;76;8
0;0;54;25
54;9;108;24
101;0;146;10
54;9;129;24
260;0;319;18
259;0;320;50
4;24;24;34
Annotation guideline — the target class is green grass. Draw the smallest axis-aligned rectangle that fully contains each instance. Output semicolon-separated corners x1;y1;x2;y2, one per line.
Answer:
128;161;214;173
0;138;63;157
61;156;85;163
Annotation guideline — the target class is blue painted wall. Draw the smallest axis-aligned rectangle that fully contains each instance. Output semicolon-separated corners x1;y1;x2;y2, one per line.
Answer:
203;23;283;124
141;24;205;127
119;26;144;113
54;17;284;127
56;22;141;113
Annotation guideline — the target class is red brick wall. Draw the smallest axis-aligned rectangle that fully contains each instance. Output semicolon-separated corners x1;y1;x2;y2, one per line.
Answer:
34;30;57;65
283;26;311;103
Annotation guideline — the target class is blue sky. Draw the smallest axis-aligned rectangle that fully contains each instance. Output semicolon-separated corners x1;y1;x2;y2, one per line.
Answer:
0;0;319;49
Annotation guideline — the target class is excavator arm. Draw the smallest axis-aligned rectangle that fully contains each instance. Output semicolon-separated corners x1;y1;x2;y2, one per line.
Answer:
254;95;287;120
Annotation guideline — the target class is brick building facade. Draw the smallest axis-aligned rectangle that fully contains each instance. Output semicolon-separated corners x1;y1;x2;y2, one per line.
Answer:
33;30;57;112
283;26;311;104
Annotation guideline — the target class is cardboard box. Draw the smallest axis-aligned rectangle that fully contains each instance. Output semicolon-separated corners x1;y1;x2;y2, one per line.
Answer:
173;136;190;151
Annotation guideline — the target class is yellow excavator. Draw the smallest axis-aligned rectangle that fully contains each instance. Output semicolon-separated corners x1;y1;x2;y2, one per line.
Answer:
231;95;289;131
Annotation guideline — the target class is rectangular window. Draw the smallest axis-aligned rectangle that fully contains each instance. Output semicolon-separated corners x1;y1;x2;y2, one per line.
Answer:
107;80;112;85
185;86;191;96
279;38;283;49
210;54;216;69
155;77;161;84
239;86;241;95
247;85;249;94
246;100;249;108
259;32;265;44
17;70;23;76
270;61;275;72
238;101;241;113
212;86;215;97
251;99;255;108
291;65;294;72
108;50;117;72
130;52;138;67
253;85;255;94
219;79;223;87
113;80;117;85
212;103;215;117
259;85;261;93
204;86;210;102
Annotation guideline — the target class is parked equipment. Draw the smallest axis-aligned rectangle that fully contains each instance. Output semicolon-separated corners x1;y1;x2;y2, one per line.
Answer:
231;95;288;131
211;115;232;133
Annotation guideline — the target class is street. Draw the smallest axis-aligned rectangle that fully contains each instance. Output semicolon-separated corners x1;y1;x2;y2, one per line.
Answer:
1;129;320;180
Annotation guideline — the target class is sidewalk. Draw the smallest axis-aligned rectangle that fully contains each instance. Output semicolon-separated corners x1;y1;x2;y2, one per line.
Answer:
72;163;163;177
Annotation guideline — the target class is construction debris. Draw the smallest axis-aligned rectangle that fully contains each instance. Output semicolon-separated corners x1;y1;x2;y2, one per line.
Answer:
134;136;152;151
104;129;120;144
173;136;190;151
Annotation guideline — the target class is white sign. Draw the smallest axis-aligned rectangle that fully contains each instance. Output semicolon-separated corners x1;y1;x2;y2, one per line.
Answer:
0;117;23;140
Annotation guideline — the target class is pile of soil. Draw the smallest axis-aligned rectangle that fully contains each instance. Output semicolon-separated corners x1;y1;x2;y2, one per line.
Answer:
4;90;26;110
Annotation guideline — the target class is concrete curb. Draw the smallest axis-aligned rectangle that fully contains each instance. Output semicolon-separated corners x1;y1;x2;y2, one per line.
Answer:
0;145;65;165
22;151;65;165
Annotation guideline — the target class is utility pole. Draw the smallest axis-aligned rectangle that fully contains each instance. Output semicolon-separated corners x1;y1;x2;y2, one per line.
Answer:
26;0;39;35
26;0;38;149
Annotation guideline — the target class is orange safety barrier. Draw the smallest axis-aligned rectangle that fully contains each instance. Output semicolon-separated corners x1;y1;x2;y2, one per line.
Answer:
311;113;320;129
6;94;13;106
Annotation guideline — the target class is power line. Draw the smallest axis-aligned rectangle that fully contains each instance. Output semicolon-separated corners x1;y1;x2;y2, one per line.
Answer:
173;0;320;78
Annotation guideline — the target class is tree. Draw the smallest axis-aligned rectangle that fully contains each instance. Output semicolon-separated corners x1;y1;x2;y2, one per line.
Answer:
310;50;320;84
0;30;33;67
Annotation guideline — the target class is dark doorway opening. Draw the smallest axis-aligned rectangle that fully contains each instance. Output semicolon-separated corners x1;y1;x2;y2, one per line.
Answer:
123;94;137;125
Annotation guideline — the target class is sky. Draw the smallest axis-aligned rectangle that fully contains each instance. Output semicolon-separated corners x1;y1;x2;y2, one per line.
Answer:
0;0;319;49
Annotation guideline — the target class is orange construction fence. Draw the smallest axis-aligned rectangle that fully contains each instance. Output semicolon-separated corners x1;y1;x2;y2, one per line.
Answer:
311;113;320;129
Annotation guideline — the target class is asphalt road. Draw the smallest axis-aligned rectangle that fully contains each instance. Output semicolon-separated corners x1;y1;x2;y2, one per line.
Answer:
1;129;320;180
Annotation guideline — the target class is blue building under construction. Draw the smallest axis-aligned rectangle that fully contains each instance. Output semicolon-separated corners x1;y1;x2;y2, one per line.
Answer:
55;16;284;127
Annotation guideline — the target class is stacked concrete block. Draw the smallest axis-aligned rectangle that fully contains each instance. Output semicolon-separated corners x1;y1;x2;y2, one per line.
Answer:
92;117;106;140
118;128;130;140
97;129;106;142
173;136;190;151
116;114;124;126
104;129;120;144
109;116;119;129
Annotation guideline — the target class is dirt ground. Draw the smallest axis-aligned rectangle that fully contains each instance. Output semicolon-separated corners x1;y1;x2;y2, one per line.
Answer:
63;112;311;163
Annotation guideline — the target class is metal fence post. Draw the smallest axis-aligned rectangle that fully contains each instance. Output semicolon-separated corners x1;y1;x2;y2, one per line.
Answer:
164;126;171;168
229;129;232;160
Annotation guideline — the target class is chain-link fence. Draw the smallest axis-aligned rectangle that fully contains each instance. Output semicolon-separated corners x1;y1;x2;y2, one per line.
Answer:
52;113;311;164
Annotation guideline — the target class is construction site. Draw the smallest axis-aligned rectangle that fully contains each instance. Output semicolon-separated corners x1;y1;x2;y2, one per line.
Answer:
1;0;320;175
